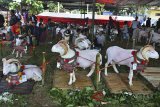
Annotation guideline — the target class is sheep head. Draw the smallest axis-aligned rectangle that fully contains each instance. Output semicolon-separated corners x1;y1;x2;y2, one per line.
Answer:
140;45;159;61
2;58;21;75
51;40;69;56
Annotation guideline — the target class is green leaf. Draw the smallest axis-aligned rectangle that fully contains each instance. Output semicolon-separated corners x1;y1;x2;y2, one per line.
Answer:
66;104;74;107
88;103;94;107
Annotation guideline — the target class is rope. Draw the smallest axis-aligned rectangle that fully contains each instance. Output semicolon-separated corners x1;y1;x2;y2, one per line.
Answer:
99;56;133;71
78;55;96;64
50;47;137;73
76;53;134;72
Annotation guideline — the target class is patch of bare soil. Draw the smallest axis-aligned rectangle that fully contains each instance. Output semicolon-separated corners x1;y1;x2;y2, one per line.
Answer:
28;84;60;107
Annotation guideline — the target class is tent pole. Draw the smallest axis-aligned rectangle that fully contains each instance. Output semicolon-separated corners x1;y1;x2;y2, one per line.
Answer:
91;0;95;46
81;0;82;18
84;0;85;19
58;2;60;13
87;4;89;14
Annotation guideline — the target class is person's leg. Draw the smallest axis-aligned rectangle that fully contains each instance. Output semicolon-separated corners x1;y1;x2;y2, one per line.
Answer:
36;36;40;46
29;36;33;46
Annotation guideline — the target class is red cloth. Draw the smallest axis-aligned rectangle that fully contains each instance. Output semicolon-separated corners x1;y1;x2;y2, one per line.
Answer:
14;46;25;53
12;24;20;35
37;16;132;28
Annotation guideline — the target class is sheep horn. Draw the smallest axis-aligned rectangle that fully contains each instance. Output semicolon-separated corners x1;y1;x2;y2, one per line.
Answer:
141;45;154;61
58;40;68;56
6;58;21;71
2;58;6;62
75;38;85;46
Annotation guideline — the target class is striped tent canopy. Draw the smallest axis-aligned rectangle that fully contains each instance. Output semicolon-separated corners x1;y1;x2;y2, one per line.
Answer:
43;0;160;6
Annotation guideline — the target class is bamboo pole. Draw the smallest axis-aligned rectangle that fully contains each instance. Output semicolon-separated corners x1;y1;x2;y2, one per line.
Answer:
32;37;36;56
42;52;46;86
95;53;101;90
0;39;3;57
91;0;96;47
132;39;135;49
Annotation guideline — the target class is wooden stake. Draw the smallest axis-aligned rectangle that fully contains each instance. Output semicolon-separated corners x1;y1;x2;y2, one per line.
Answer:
95;53;101;90
42;52;46;86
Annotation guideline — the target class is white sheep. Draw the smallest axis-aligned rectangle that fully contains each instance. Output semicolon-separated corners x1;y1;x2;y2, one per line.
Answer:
132;28;140;43
74;34;91;50
137;28;152;43
12;35;27;58
51;40;102;85
2;58;42;82
132;28;152;43
149;30;160;44
105;45;159;86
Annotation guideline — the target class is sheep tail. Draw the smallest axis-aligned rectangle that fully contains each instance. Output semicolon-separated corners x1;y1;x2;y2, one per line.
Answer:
105;55;107;59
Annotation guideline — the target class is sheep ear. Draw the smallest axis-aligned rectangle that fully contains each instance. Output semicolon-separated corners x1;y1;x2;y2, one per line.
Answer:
2;58;6;62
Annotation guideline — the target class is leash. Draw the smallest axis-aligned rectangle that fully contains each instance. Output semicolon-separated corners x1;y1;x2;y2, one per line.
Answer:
99;56;133;71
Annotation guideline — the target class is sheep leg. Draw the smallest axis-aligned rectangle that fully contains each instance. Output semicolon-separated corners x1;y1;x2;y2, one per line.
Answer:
24;46;27;53
16;51;19;58
20;52;22;58
112;63;119;73
105;62;109;76
56;62;61;69
68;73;73;85
138;36;141;42
138;37;140;42
87;64;95;77
128;69;133;86
12;49;15;54
72;70;76;83
146;38;149;44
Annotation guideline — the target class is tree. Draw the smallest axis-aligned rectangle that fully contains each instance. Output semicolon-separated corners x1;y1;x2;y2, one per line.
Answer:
8;0;43;14
48;2;64;12
25;0;43;14
9;2;21;10
0;0;12;4
0;0;12;10
137;5;150;15
96;3;105;15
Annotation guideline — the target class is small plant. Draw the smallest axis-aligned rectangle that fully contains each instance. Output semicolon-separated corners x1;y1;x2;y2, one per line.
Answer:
50;87;101;107
0;92;13;104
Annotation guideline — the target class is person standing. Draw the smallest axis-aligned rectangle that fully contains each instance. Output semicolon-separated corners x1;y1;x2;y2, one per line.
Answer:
46;18;54;42
146;17;151;27
31;22;39;46
11;21;21;39
28;21;39;46
0;14;5;28
108;16;114;36
122;21;129;40
30;14;37;24
95;28;105;49
9;10;19;26
131;16;140;30
131;16;140;39
156;18;160;33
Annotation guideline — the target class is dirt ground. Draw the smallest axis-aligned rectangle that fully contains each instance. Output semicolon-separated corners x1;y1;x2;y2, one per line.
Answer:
27;84;60;107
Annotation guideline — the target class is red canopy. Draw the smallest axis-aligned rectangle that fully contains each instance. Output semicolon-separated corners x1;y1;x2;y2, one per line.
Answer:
96;0;115;4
